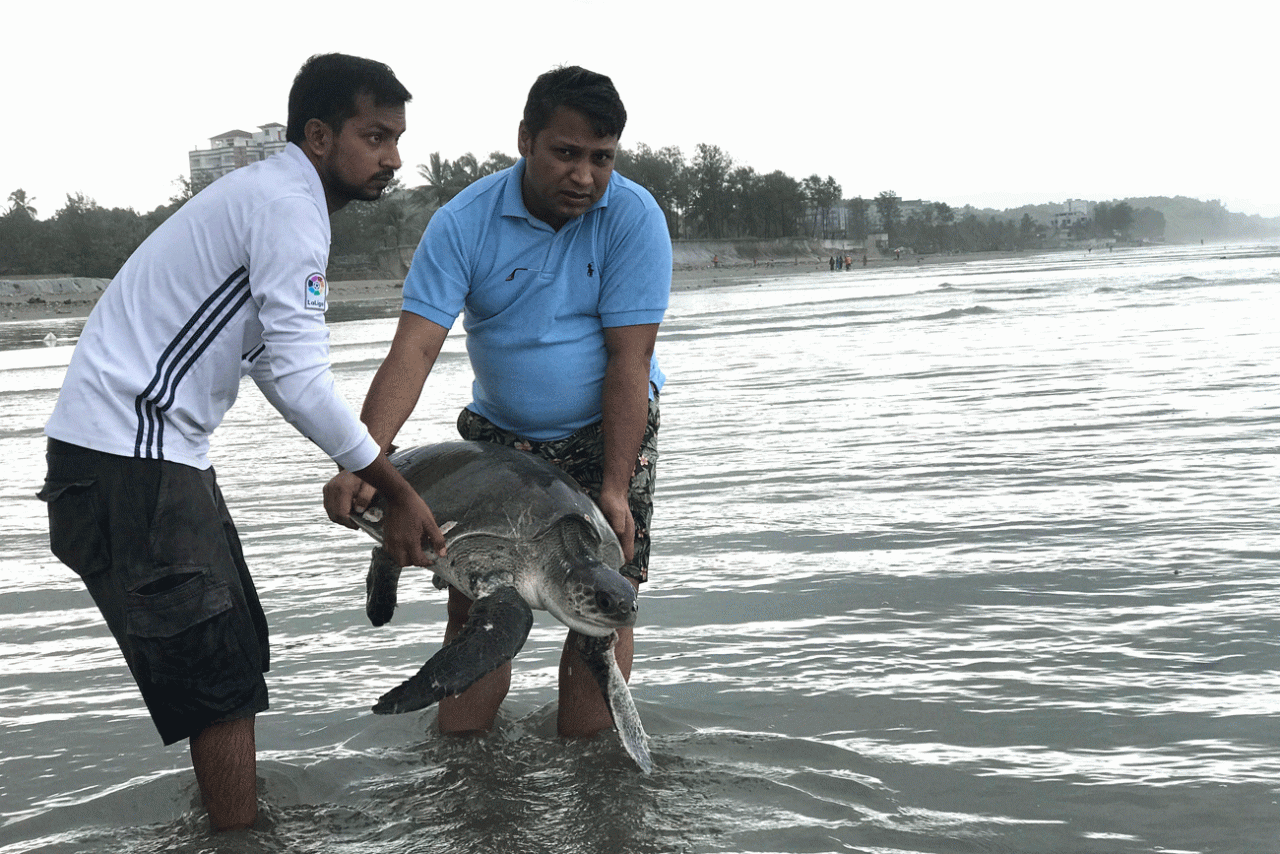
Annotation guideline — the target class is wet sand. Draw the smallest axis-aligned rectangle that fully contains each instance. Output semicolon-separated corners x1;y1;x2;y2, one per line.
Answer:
1;263;829;323
0;249;1061;324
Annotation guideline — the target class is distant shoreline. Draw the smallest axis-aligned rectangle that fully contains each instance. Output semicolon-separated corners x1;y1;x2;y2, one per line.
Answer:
3;262;838;322
3;243;1250;324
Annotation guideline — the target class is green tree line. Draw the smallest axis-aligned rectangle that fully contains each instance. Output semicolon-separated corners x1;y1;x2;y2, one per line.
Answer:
5;147;1278;278
0;188;186;278
618;143;843;241
0;143;850;277
863;192;1039;254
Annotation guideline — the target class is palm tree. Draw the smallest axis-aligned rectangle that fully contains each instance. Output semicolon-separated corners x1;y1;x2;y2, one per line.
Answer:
417;151;518;211
5;189;37;219
416;153;452;208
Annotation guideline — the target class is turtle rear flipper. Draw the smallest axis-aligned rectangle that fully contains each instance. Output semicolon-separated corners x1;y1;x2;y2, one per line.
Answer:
366;546;403;627
373;587;534;715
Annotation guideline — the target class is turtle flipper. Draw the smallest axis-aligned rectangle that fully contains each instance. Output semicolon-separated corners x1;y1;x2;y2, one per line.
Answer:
373;587;534;715
365;546;403;627
576;633;653;773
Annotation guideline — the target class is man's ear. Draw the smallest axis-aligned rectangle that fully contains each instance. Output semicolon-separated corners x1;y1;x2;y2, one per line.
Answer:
302;118;333;157
517;121;532;158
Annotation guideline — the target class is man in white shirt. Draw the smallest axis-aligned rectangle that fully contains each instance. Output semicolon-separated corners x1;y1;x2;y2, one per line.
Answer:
39;53;445;831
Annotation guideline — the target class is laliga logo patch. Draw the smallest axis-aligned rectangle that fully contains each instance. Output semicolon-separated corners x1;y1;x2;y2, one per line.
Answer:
305;272;327;311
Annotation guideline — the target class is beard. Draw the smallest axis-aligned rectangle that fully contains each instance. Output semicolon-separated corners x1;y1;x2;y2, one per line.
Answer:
326;166;395;204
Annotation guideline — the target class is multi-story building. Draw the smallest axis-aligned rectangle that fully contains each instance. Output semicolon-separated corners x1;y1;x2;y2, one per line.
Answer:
1051;199;1091;232
188;123;288;187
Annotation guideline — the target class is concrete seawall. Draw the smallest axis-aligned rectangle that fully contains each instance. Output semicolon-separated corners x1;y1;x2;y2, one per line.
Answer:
0;277;111;320
1;236;875;308
1;277;111;299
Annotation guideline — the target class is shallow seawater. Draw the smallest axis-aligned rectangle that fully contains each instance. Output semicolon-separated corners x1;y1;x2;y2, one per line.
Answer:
2;243;1278;853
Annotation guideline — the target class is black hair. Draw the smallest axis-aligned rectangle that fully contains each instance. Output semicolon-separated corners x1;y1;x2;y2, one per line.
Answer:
286;53;412;144
522;66;626;140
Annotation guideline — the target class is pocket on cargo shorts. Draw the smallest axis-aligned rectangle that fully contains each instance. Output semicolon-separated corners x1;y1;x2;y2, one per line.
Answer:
124;567;255;709
37;476;111;579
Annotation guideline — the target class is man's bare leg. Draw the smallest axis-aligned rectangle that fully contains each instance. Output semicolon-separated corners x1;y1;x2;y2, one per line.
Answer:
558;578;639;737
437;586;510;735
189;716;257;831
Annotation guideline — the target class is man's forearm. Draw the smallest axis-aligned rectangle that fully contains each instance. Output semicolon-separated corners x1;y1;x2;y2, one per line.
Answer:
360;313;450;452
600;323;659;497
361;346;428;451
352;452;420;505
600;355;650;495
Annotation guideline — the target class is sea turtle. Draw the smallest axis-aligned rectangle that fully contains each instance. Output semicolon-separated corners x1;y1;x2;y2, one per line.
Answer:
351;440;652;772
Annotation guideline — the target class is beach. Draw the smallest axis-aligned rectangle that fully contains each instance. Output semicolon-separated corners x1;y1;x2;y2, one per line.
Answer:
2;248;1078;324
0;262;833;323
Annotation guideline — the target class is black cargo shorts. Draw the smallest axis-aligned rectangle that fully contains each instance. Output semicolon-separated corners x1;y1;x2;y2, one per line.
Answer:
39;439;269;745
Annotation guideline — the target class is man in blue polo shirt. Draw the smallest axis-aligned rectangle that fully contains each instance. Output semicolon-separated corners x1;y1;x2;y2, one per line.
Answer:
324;65;671;739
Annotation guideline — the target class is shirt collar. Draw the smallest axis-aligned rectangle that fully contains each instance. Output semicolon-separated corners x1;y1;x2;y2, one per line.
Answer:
501;158;612;229
283;142;330;224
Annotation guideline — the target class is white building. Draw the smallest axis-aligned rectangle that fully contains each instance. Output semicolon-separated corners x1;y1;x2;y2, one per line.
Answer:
189;123;288;186
1051;199;1090;232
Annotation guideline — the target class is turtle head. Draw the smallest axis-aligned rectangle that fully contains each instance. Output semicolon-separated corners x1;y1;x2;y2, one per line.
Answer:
532;515;635;635
545;558;638;636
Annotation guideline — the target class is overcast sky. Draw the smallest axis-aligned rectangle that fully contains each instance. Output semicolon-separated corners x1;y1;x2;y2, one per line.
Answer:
5;0;1275;219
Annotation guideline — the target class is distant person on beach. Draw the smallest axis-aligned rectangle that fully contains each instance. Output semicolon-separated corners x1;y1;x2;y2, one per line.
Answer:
324;65;671;741
38;54;445;832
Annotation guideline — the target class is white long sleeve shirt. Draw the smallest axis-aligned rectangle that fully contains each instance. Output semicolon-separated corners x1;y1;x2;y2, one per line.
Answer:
46;144;380;473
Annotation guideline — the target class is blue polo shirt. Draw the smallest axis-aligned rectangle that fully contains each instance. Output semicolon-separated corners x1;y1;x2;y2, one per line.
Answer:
402;159;671;440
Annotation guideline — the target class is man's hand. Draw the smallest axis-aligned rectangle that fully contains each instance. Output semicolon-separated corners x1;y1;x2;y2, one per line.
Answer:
379;491;448;568
598;487;635;564
323;469;377;529
326;454;448;568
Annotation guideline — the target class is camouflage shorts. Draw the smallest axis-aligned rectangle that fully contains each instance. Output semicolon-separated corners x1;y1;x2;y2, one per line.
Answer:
456;396;660;583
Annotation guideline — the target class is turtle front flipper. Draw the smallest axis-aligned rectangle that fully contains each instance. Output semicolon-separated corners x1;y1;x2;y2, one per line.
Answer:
576;633;653;773
373;587;534;715
366;546;403;627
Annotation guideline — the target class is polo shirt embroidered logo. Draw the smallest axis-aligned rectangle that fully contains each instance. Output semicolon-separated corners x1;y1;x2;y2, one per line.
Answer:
587;263;594;277
305;272;327;311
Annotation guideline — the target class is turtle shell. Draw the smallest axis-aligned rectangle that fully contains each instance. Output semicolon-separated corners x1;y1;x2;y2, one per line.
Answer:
364;441;624;568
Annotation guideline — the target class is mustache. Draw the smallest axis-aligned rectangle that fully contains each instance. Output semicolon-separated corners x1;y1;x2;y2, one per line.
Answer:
373;170;396;182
